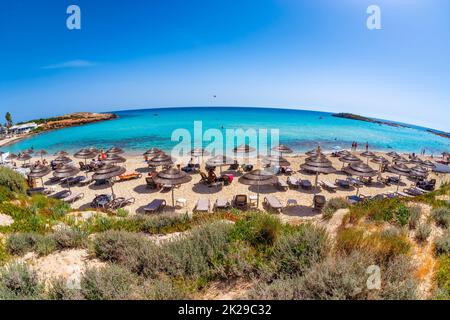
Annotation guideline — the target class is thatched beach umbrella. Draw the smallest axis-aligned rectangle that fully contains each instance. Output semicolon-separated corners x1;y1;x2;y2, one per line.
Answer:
337;150;351;157
409;157;423;165
191;147;210;157
144;148;162;158
17;153;32;166
421;160;436;170
393;156;409;164
28;164;51;187
5;153;18;161
344;162;376;195
34;150;48;159
387;151;400;158
410;165;428;181
103;154;126;165
88;147;100;155
74;148;98;176
272;145;293;157
92;164;126;198
360;151;376;164
53;164;80;191
23;148;34;155
306;146;323;157
301;155;336;190
238;169;278;207
152;168;193;206
147;153;175;168
106;147;125;155
53;156;72;166
233;144;256;155
388;163;411;192
54;151;69;157
206;155;235;174
339;154;362;169
371;156;390;172
261;155;291;167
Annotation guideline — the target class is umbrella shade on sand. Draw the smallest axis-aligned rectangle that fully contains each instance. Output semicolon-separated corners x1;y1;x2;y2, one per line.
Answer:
261;155;291;167
54;151;69;157
272;145;293;157
106;147;125;155
360;151;376;164
103;154;126;165
344;162;376;195
53;165;80;191
388;163;411;192
34;150;48;159
301;155;336;190
147;153;175;168
28;164;51;187
152;168;193;206
339;154;362;169
238;169;278;207
92;164;126;198
144;148;163;158
206;155;235;173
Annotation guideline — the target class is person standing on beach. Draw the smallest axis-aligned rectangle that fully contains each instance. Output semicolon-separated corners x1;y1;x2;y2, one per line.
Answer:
101;149;106;161
366;142;369;151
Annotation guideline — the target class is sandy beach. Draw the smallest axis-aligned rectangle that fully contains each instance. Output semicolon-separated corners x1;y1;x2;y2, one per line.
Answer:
27;152;449;223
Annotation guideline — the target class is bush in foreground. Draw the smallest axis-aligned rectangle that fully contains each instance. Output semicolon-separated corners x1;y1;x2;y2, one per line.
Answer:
0;167;27;194
322;198;349;220
434;230;450;256
415;223;432;243
431;207;450;229
0;263;44;300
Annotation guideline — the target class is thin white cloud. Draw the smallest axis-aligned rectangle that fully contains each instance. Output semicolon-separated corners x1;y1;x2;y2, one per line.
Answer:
41;59;95;70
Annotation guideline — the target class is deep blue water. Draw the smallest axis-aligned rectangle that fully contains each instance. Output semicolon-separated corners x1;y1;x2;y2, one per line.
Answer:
2;107;449;155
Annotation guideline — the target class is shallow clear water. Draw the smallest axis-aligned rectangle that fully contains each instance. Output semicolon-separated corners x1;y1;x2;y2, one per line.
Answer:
2;107;449;155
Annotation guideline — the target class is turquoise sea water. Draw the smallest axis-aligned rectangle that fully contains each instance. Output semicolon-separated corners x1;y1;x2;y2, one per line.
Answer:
2;107;449;155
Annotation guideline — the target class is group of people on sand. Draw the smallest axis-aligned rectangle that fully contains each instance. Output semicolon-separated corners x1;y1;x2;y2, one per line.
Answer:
351;141;370;152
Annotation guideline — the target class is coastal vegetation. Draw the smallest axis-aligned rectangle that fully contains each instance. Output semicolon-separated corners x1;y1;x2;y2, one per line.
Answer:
0;167;449;300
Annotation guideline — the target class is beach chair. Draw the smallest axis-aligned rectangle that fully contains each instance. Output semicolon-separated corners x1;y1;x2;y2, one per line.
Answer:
319;180;338;192
263;195;283;213
346;194;368;205
47;176;62;184
233;195;248;210
50;190;72;200
287;176;300;189
63;192;84;204
143;199;166;214
214;198;230;211
313;195;326;212
194;198;210;213
416;179;436;191
300;179;312;190
107;197;136;210
65;176;86;186
78;178;93;187
26;187;52;196
199;172;209;184
146;177;159;189
117;173;142;182
335;179;350;189
403;187;425;197
79;162;89;171
91;194;112;209
346;177;364;188
377;175;390;185
387;176;400;184
277;179;289;191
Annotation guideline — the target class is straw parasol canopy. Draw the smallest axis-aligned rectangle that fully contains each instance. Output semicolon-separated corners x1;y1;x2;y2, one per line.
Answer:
103;154;126;164
421;160;436;170
17;153;32;163
28;164;51;186
92;164;126;198
206;155;235;173
54;151;68;157
339;154;361;169
371;156;390;172
261;155;291;167
388;163;411;192
410;165;428;180
106;147;125;155
190;147;210;157
337;150;351;157
360;151;376;164
53;164;80;190
238;169;278;207
5;153;18;161
393;156;409;164
88;147;100;155
409;157;423;164
143;148;162;158
152;168;193;206
301;155;336;190
23;148;34;155
74;148;97;160
387;151;400;158
305;147;323;157
34;150;48;158
272;145;293;156
53;156;72;166
344;162;377;177
147;153;175;168
233;144;256;154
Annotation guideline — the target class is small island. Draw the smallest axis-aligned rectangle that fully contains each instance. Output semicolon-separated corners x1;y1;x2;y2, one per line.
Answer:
332;113;409;128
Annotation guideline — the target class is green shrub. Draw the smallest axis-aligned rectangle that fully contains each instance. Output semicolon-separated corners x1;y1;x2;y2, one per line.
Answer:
322;198;349;220
140;278;186;300
47;277;80;300
0;167;27;194
348;198;402;223
231;213;282;248
81;265;138;300
271;224;330;275
0;185;15;203
140;213;190;234
51;228;87;249
49;202;71;219
116;208;129;218
6;233;40;255
415;223;431;243
0;263;44;299
434;255;450;300
408;206;422;230
434;230;450;256
0;240;10;266
431;207;450;229
394;204;411;226
35;236;57;256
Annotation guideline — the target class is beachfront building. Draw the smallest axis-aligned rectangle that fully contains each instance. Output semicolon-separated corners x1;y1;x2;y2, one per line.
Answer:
9;122;38;135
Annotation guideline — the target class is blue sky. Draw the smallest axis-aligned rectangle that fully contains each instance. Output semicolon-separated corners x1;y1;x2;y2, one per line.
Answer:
0;0;449;131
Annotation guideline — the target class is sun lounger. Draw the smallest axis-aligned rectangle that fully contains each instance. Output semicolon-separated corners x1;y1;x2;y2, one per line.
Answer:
117;173;142;182
346;177;364;187
50;190;72;200
194;198;210;213
277;179;289;191
143;199;166;214
287;176;300;188
403;187;425;197
108;197;136;210
377;175;390;185
300;180;312;190
396;191;414;198
264;195;283;213
335;179;350;189
26;187;52;196
63;192;84;204
78;178;93;187
233;195;248;210
214;198;230;211
91;194;112;208
64;176;86;186
320;180;338;192
346;194;368;205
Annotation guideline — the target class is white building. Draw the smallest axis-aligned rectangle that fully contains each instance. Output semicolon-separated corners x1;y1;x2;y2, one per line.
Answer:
10;122;38;134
